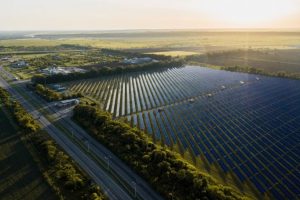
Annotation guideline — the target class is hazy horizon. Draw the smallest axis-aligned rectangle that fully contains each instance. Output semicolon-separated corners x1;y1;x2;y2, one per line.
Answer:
1;0;300;31
1;28;300;32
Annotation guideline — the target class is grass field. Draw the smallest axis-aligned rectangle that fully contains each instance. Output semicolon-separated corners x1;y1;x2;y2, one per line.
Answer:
0;108;55;200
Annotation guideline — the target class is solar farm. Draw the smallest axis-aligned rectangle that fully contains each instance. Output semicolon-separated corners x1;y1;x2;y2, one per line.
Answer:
65;66;300;199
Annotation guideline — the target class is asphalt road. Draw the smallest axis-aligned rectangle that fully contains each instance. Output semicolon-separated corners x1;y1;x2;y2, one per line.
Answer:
0;66;163;200
0;72;132;200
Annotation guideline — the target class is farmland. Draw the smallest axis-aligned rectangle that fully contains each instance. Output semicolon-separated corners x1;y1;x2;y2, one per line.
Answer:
0;109;55;200
64;66;300;199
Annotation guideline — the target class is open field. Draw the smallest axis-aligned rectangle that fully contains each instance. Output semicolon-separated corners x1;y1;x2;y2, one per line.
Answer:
0;109;55;200
1;31;300;51
186;49;300;74
63;66;300;199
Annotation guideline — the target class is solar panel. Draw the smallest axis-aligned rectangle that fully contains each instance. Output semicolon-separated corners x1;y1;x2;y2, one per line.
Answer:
72;66;300;197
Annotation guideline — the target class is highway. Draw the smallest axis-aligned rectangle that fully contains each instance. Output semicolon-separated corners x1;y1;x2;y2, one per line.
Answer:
0;66;163;200
0;69;132;200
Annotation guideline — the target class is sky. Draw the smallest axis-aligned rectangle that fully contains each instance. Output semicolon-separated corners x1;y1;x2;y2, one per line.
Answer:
1;0;300;30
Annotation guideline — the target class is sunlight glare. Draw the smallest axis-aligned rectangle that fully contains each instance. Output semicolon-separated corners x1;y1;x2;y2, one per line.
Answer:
200;0;297;27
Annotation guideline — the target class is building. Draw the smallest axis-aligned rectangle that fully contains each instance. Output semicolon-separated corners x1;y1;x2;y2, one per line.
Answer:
50;84;66;92
55;99;80;108
41;66;70;75
123;57;158;64
41;67;86;75
0;56;11;61
11;60;28;68
13;76;19;81
188;98;195;103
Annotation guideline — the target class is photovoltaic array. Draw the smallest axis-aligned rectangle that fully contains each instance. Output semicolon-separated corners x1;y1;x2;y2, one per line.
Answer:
67;66;300;199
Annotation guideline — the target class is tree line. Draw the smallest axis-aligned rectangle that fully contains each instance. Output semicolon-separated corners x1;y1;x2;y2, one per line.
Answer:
73;104;247;200
28;83;82;102
31;59;184;84
0;44;91;54
219;66;300;80
0;87;107;200
101;48;174;61
0;87;40;133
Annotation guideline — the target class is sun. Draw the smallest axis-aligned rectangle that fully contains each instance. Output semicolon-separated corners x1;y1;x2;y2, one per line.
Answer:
200;0;297;27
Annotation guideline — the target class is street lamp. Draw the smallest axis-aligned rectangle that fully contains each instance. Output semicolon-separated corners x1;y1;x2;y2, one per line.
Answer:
104;156;111;170
132;181;137;198
84;140;90;152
